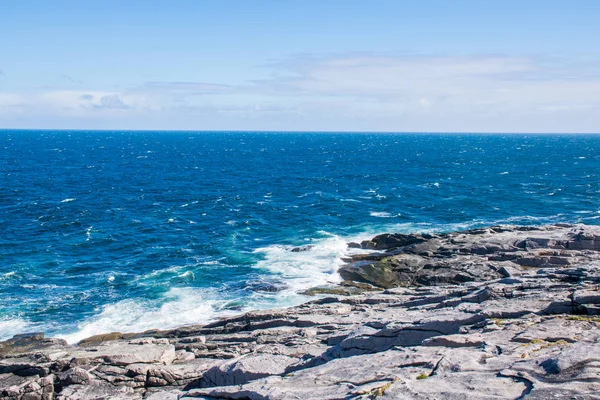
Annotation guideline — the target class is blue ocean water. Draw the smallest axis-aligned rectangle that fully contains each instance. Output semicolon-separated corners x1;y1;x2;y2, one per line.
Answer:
1;131;599;342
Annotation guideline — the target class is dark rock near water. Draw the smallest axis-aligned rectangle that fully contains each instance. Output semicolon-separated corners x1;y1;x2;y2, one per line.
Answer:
2;224;600;399
339;224;600;289
290;245;315;252
362;233;429;250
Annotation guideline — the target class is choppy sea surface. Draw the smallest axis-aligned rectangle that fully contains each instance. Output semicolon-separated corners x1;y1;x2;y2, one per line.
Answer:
1;131;599;342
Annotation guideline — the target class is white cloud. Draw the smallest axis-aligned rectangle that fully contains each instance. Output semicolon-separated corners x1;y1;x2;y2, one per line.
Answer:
0;90;159;118
1;54;599;132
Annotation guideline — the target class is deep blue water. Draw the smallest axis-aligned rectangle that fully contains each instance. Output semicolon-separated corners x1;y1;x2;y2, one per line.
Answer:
1;131;599;341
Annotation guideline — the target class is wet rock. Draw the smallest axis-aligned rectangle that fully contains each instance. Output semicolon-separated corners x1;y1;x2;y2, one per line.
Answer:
290;245;315;252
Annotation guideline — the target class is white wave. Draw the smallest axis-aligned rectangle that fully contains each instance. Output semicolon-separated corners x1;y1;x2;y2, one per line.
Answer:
60;198;76;203
135;264;189;282
1;271;16;281
59;288;240;344
0;317;29;341
252;234;346;294
370;211;393;218
177;271;195;280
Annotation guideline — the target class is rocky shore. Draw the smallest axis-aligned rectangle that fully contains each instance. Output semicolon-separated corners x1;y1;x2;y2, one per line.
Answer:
2;224;600;399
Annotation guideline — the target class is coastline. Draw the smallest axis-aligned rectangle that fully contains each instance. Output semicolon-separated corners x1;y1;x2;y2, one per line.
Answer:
2;223;600;399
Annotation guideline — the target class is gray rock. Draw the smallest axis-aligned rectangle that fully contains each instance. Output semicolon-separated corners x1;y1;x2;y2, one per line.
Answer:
56;380;139;400
339;224;600;289
200;354;299;387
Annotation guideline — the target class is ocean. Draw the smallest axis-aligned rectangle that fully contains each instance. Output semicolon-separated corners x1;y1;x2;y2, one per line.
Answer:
1;131;599;342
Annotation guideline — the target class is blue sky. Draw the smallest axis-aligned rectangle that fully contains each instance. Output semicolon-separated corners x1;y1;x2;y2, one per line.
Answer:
1;0;599;132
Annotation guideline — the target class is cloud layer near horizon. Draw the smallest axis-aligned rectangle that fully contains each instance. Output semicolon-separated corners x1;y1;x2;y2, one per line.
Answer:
1;54;599;132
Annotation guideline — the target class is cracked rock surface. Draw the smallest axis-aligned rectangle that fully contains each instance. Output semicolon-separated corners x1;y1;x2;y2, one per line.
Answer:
2;224;600;399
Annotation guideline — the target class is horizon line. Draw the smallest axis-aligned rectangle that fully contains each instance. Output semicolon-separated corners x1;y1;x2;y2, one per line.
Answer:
1;128;599;135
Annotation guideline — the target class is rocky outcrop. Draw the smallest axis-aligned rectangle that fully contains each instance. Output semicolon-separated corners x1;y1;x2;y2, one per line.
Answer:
339;223;600;288
1;224;600;399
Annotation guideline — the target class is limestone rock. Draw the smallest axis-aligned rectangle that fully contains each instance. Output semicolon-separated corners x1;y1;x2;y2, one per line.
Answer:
200;354;299;387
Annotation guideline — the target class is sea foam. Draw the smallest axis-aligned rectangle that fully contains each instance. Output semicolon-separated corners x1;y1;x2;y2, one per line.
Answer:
59;288;240;344
0;317;30;341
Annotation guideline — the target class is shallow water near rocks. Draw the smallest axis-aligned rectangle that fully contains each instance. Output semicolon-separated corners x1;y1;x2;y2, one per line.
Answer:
1;131;599;342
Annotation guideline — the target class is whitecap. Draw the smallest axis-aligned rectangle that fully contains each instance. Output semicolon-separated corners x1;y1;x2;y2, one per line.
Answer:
418;183;440;189
370;211;393;218
1;271;16;281
176;271;195;280
60;198;76;203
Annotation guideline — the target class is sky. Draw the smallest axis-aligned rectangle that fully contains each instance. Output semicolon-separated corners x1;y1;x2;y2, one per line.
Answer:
0;0;599;132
